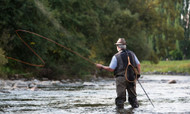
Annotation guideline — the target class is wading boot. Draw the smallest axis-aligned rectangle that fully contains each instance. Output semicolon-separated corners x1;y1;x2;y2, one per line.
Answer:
115;100;124;109
116;104;124;110
131;102;139;108
129;97;139;108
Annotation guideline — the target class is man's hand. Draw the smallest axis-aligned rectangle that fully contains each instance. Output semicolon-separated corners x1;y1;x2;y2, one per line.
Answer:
96;64;114;72
137;74;141;79
96;64;103;69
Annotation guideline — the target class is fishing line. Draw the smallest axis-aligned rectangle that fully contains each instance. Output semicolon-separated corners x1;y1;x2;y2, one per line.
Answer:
6;30;95;67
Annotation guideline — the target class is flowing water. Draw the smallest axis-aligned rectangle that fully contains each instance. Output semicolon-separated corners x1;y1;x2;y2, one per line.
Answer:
0;75;190;114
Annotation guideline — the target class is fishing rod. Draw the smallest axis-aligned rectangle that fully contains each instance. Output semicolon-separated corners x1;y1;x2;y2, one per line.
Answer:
137;79;155;108
6;30;95;67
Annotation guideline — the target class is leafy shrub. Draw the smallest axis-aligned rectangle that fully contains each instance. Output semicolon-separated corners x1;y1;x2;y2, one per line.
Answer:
169;49;183;60
0;48;7;66
0;48;8;78
148;51;159;64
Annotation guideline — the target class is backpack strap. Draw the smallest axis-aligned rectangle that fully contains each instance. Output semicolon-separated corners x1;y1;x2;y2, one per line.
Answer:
124;50;138;82
125;50;139;74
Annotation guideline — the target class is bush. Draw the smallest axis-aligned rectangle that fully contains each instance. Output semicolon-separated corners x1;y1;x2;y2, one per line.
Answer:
0;48;7;66
148;51;159;64
0;48;8;78
169;49;183;60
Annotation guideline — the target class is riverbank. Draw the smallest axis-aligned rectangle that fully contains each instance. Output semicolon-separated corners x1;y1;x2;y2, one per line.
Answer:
141;60;190;76
0;60;189;81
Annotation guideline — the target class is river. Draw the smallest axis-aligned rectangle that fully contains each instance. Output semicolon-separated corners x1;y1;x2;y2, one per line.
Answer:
0;75;190;114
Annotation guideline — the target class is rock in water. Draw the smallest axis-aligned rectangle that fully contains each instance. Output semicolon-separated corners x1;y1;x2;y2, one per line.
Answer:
0;89;11;93
83;82;96;86
168;80;177;84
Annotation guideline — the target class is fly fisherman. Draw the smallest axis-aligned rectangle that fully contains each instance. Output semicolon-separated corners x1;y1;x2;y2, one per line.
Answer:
96;38;141;109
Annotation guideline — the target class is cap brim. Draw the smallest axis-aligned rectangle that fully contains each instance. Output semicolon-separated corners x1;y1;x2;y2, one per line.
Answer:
115;43;126;45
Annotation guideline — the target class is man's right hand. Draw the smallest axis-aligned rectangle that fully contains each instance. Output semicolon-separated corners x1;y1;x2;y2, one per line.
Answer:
96;64;103;69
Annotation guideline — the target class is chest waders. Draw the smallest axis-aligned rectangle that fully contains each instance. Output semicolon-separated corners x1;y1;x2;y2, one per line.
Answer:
115;50;139;109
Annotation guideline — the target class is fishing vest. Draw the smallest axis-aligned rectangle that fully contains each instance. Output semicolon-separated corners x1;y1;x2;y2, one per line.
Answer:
114;49;137;76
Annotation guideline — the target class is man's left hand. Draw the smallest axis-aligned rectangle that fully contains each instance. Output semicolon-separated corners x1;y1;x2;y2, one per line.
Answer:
137;74;141;79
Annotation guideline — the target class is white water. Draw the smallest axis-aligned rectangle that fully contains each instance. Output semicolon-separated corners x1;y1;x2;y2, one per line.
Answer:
0;75;190;114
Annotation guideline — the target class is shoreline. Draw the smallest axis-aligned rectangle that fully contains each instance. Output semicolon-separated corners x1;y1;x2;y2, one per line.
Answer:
0;74;189;92
142;71;190;76
0;71;189;82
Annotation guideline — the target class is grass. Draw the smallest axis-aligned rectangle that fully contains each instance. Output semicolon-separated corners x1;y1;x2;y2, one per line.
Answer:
141;60;190;74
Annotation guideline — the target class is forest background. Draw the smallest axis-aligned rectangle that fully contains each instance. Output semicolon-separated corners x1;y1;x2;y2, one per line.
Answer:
0;0;190;80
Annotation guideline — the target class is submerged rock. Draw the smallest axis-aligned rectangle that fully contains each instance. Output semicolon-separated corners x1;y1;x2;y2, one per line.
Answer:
29;86;38;91
168;80;177;84
11;81;28;89
83;82;97;86
28;83;38;91
0;89;11;93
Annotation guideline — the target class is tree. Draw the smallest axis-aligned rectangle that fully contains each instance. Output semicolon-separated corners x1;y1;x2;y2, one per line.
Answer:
180;0;190;59
147;0;184;60
0;0;186;79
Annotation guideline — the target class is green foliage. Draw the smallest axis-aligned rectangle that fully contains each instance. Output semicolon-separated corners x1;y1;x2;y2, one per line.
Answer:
148;51;159;64
180;0;190;59
0;0;187;79
148;0;184;60
169;49;183;60
91;0;152;63
0;48;7;66
0;48;8;78
179;40;190;59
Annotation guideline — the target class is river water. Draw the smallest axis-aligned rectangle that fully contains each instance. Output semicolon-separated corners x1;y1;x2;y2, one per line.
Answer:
0;75;190;114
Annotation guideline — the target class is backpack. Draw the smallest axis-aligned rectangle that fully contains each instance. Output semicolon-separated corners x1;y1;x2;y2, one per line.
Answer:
124;51;138;82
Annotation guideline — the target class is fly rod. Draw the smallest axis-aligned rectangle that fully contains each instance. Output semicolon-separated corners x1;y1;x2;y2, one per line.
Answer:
137;79;155;108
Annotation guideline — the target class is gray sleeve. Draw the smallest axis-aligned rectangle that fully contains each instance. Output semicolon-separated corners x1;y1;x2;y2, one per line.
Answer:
109;56;117;70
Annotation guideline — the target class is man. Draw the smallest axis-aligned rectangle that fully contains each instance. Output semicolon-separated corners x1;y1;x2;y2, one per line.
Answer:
96;38;141;109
